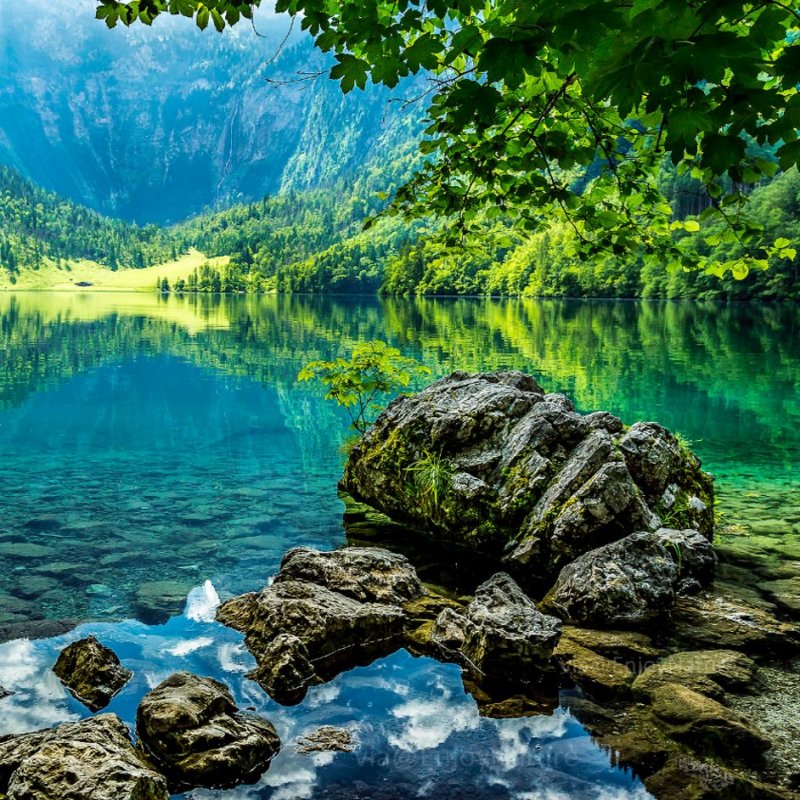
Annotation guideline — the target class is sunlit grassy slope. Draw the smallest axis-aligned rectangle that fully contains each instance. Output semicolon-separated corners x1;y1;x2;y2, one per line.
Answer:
0;249;229;292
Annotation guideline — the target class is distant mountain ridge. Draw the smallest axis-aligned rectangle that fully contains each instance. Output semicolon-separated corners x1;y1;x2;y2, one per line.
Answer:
0;0;422;224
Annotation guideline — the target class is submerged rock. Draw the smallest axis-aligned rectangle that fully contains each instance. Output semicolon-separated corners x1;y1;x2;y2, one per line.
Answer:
0;714;169;800
632;649;757;701
136;672;280;790
341;371;714;579
296;726;355;754
650;683;770;760
554;638;635;699
134;580;194;625
542;528;715;627
52;635;132;711
559;626;661;665
671;586;800;655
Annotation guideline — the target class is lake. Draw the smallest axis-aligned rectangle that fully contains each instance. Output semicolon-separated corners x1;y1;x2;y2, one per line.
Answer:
0;291;797;800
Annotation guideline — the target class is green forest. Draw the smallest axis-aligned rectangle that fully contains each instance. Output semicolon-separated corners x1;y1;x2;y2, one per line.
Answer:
2;160;798;300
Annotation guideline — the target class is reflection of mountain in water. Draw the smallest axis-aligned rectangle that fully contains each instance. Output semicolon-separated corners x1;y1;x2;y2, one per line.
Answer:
1;293;798;450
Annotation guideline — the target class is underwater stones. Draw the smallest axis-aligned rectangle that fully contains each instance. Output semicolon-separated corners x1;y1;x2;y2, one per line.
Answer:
275;546;424;605
0;714;169;800
53;635;132;711
650;683;770;760
136;672;280;790
632;650;757;702
727;660;800;791
0;543;55;559
543;528;715;627
134;580;194;625
644;757;792;800
22;517;62;532
671;587;800;655
341;371;714;580
553;638;635;699
759;577;800;616
296;726;355;754
460;573;562;681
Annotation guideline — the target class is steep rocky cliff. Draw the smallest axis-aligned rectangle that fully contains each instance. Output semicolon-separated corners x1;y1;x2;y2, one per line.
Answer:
0;0;420;224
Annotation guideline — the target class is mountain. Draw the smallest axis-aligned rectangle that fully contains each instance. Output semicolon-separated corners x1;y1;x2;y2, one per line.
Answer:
0;0;422;224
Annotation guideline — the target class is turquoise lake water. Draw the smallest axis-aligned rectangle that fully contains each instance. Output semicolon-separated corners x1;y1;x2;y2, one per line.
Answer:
0;292;798;799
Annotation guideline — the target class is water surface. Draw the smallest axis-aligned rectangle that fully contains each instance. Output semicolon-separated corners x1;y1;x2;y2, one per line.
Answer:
0;292;797;799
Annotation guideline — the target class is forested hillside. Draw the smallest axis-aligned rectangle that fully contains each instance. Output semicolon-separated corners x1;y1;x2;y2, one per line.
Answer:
0;167;177;280
1;160;798;299
172;163;800;300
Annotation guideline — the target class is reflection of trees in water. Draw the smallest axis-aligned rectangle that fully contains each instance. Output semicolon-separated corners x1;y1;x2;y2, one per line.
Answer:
1;293;797;449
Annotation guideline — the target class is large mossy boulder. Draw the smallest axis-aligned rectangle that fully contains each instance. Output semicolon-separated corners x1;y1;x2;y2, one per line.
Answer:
341;371;714;579
136;672;280;790
0;714;169;800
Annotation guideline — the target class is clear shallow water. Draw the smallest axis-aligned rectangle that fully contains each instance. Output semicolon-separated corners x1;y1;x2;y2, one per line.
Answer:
0;291;798;799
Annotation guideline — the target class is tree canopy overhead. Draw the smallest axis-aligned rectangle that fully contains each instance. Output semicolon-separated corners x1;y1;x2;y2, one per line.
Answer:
96;0;800;276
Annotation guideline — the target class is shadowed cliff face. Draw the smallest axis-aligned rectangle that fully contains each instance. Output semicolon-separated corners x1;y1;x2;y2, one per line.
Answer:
0;1;416;224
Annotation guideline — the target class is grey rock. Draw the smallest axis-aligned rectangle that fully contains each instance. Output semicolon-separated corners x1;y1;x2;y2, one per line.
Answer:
543;532;678;626
0;714;169;800
217;580;405;689
217;547;422;704
543;528;716;627
461;573;562;682
618;422;683;498
275;546;424;605
52;635;132;711
430;607;468;653
655;527;717;594
136;672;280;790
341;372;714;580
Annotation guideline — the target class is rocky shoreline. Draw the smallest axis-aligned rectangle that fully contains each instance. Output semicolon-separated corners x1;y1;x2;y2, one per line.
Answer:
1;371;798;800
